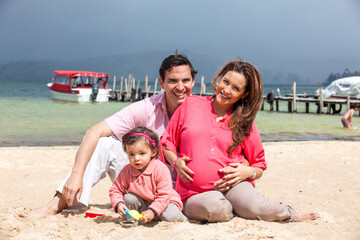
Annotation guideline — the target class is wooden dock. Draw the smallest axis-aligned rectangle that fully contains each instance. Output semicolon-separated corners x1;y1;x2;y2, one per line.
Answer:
109;75;213;102
108;76;359;115
261;82;360;115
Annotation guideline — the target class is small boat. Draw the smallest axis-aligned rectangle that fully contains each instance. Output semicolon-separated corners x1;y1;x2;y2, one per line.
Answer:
47;70;112;102
322;76;360;99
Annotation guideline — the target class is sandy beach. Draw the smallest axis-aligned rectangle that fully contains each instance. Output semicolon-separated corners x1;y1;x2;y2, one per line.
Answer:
1;141;359;240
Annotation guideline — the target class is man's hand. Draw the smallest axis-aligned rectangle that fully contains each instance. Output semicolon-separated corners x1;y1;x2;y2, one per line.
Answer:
62;173;83;206
141;209;155;223
174;157;194;183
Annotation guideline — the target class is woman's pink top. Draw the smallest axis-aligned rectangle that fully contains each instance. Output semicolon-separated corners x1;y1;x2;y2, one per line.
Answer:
109;159;183;215
161;96;267;202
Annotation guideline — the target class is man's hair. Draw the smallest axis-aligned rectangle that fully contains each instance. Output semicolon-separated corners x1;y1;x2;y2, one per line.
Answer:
159;54;198;81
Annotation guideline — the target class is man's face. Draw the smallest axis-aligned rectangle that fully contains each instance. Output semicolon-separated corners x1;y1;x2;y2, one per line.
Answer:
159;65;195;110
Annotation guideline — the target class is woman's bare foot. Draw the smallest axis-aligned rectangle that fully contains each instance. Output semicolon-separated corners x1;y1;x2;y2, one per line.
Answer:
19;193;67;219
297;212;320;222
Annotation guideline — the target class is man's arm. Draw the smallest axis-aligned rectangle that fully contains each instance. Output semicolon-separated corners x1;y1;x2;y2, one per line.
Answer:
63;121;113;206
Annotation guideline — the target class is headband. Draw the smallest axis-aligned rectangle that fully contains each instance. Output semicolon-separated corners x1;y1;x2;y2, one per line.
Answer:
125;133;157;148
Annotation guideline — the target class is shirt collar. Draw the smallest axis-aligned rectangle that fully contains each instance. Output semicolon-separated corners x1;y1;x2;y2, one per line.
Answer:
156;92;169;115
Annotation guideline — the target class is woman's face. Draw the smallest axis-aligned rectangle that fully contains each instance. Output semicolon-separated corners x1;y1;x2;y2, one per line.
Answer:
215;70;247;110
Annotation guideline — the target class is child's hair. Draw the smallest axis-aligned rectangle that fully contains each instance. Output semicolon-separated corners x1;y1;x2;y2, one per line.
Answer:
350;104;360;110
122;126;159;158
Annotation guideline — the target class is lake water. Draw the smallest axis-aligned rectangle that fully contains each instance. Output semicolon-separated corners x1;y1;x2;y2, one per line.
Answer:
1;79;359;146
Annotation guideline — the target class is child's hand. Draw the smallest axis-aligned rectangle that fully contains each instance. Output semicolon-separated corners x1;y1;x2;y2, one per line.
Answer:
116;203;129;216
141;209;155;223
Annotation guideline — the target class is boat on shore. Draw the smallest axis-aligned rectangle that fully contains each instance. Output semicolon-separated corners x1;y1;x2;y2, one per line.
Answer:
47;71;112;102
322;76;360;100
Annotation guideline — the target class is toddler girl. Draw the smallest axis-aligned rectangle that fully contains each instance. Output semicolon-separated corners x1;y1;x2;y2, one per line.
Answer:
109;126;186;226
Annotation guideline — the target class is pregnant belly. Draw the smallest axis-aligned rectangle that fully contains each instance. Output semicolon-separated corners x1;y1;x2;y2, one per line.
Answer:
185;160;225;192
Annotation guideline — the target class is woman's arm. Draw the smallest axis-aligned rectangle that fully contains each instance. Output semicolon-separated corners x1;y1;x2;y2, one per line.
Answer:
162;146;194;183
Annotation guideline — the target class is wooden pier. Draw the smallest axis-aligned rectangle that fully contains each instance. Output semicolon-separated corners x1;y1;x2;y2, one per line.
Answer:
108;76;359;115
108;75;213;102
261;82;360;115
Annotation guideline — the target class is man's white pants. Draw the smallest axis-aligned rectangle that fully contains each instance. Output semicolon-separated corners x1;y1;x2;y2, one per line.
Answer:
56;137;129;206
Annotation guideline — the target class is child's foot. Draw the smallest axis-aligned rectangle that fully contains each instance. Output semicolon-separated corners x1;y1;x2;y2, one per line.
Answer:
297;212;319;222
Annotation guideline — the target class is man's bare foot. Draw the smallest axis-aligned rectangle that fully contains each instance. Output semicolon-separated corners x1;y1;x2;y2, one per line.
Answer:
297;212;320;222
19;193;67;219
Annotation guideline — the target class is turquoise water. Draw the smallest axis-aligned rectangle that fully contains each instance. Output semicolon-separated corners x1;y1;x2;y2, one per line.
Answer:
1;79;359;146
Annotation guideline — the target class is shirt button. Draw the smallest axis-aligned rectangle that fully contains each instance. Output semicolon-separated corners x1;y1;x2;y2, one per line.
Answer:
211;149;214;151
212;137;215;139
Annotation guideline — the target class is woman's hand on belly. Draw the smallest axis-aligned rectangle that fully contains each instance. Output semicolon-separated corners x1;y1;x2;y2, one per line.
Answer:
213;162;253;192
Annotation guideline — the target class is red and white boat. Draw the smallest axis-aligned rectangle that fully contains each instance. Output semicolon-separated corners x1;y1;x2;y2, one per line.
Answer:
47;71;112;102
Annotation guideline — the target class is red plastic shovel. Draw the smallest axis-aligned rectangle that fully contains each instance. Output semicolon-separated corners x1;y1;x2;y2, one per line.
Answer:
85;212;105;218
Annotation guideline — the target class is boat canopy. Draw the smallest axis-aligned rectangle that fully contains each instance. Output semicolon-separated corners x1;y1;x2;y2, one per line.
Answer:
53;71;109;78
323;76;360;99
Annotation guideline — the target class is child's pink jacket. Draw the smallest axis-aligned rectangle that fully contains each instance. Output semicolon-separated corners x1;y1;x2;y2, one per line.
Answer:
109;159;183;215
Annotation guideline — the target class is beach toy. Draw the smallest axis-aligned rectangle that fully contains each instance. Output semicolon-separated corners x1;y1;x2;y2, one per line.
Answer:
124;209;143;220
85;212;105;218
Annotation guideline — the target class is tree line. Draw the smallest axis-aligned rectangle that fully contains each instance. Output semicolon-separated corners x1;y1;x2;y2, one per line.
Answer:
322;68;360;86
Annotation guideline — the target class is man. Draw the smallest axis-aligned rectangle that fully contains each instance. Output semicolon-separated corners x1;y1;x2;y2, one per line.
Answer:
341;105;359;130
21;54;197;218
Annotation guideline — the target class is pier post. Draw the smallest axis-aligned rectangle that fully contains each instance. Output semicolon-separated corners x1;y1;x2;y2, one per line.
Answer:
270;90;274;111
119;76;123;101
288;100;292;112
145;75;148;98
276;99;279;111
319;88;324;114
153;78;158;95
346;96;350;111
305;102;309;113
112;76;116;99
292;82;297;112
326;103;331;114
126;78;131;101
136;79;140;100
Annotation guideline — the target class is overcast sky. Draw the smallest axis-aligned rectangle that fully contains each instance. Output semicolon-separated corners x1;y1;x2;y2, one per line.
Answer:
0;0;359;80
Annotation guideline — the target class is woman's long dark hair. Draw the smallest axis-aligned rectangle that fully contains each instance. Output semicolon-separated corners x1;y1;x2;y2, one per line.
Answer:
212;59;263;155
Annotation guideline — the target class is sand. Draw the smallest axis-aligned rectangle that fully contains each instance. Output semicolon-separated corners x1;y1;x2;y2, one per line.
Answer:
0;141;359;240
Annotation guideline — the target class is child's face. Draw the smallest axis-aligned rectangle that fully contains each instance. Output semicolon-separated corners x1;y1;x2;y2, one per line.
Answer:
126;138;157;173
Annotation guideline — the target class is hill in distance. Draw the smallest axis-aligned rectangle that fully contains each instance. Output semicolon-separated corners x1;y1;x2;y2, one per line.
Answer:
0;50;331;85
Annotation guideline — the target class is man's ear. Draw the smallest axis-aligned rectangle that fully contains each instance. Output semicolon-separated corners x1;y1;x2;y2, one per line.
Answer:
159;77;165;89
